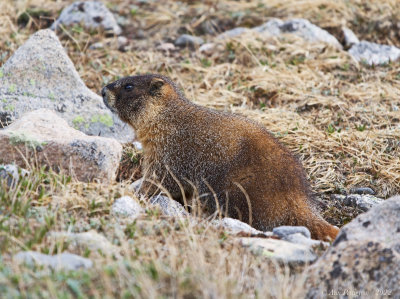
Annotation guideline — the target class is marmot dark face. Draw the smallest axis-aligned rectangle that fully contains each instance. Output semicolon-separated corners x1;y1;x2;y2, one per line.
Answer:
101;74;167;126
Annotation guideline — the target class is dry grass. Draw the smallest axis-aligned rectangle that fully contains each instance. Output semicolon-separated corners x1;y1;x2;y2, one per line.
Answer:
1;0;400;297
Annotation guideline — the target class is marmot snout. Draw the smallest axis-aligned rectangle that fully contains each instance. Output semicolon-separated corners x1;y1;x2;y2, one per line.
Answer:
102;74;339;241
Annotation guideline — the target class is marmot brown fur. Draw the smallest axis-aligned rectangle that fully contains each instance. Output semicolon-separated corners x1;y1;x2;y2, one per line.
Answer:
102;74;339;241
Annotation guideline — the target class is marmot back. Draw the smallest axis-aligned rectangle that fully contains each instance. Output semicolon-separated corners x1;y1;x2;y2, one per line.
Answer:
101;74;339;241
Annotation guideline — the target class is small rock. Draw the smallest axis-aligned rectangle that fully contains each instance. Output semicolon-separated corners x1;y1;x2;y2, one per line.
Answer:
49;230;119;256
283;233;329;249
14;251;92;270
0;29;134;142
330;194;346;201
350;187;375;195
216;27;250;40
149;194;188;217
0;164;29;187
199;43;215;55
89;41;104;50
255;18;342;49
112;196;143;218
240;237;317;265
342;27;359;47
175;34;204;48
0;109;122;183
273;226;311;239
156;43;175;52
51;1;122;35
132;141;143;150
117;36;129;51
213;218;271;236
306;195;400;296
343;194;384;211
348;40;400;65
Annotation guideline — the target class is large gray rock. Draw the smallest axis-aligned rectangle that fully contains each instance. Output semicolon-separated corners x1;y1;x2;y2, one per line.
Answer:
0;109;122;183
348;40;400;65
0;29;133;142
51;1;122;35
14;251;92;270
255;18;342;49
306;195;400;297
240;237;317;265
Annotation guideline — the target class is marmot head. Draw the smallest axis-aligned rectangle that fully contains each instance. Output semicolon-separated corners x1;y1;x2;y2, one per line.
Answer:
101;74;181;128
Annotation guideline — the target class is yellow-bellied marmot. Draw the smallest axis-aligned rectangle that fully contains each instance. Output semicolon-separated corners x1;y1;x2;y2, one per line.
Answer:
101;74;339;241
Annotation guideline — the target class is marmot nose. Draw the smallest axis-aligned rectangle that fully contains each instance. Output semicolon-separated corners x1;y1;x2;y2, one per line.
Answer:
101;87;107;98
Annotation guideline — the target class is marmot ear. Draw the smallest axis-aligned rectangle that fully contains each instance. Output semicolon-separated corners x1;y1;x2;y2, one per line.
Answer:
149;77;164;96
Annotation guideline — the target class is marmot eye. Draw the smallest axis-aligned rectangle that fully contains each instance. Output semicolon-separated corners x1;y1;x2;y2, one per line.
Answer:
124;84;134;91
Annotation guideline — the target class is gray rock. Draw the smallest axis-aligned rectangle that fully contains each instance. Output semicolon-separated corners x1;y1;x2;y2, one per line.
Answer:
149;194;188;217
49;230;119;256
306;195;400;297
0;164;29;187
112;196;143;218
283;233;329;249
51;1;122;35
273;226;311;239
117;36;129;51
240;237;317;265
213;217;271;236
0;109;122;183
132;141;143;150
89;41;104;50
339;194;384;211
0;29;134;142
199;43;216;56
216;27;250;40
255;18;342;49
14;251;92;270
348;40;400;65
342;27;359;47
253;18;284;36
350;187;375;195
175;34;204;47
156;43;175;52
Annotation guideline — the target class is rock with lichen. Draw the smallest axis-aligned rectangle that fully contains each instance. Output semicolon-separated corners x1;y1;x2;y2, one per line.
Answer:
306;195;400;297
0;29;133;142
51;1;122;35
0;109;122;183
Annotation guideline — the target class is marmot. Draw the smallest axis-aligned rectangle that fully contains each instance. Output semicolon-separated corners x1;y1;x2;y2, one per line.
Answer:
102;74;339;241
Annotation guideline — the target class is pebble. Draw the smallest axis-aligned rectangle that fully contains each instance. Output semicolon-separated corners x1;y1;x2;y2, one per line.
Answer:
112;196;143;218
175;34;204;47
